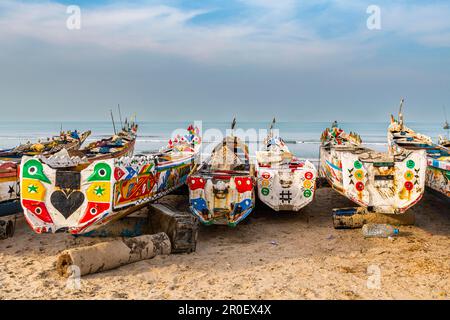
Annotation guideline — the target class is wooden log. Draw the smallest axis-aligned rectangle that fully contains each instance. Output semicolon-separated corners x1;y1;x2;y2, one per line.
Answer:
333;207;415;229
56;232;171;277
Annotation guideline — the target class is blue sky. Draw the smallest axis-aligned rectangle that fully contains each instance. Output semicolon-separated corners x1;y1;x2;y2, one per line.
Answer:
0;0;449;122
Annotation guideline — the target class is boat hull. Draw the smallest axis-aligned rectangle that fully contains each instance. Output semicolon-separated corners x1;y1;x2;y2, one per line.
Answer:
0;162;19;212
256;160;316;211
387;121;450;200
20;154;195;234
188;174;255;226
426;157;450;198
319;146;427;213
0;132;90;216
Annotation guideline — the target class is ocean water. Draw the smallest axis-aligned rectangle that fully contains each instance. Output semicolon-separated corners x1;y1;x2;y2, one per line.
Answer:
0;121;446;161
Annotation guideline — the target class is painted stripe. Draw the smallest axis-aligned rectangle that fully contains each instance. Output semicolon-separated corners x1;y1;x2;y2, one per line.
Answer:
326;160;342;172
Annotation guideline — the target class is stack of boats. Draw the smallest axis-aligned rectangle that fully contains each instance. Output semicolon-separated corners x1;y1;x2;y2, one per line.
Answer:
1;102;448;240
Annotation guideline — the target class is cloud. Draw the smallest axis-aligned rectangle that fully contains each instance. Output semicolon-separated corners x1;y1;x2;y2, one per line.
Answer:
0;0;449;123
381;3;450;47
0;0;367;67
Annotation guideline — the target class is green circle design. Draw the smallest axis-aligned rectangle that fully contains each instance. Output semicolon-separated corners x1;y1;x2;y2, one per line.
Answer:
304;189;312;198
354;161;362;169
407;160;415;169
261;188;270;196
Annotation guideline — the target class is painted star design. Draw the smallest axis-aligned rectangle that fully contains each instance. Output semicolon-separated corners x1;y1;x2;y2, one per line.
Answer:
94;186;105;196
28;184;38;193
8;185;15;198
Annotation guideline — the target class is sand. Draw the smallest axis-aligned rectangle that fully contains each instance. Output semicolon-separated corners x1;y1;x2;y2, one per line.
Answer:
0;188;449;300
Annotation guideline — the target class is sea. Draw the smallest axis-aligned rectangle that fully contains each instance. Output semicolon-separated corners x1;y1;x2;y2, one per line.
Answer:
0;121;446;162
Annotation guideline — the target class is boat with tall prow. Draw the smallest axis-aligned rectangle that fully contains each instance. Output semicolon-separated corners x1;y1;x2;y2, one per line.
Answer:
0;129;90;239
187;118;255;226
19;119;202;235
387;99;449;199
255;118;317;211
320;116;427;228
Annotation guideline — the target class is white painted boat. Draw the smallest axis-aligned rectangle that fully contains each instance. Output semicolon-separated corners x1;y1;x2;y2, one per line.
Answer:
320;122;427;214
388;99;449;199
255;123;316;211
188;134;255;226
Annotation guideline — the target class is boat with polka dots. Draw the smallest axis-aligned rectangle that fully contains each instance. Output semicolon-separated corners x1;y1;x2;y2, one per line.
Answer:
320;118;427;214
255;119;317;212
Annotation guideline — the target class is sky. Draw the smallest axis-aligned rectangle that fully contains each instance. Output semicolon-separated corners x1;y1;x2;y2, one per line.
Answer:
0;0;450;122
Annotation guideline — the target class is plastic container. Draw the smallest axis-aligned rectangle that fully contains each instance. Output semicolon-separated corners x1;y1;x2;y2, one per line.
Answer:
362;223;399;238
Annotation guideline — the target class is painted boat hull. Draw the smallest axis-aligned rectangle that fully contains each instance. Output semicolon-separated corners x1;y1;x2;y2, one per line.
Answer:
0;131;90;217
387;121;450;200
20;153;195;234
0;162;19;212
256;159;316;211
188;135;255;226
425;157;450;198
319;145;427;213
188;173;255;226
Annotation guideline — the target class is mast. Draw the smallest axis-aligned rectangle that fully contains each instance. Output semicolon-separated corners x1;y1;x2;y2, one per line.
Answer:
110;109;117;135
118;104;123;130
443;106;449;130
398;98;405;130
231;117;236;136
269;117;276;137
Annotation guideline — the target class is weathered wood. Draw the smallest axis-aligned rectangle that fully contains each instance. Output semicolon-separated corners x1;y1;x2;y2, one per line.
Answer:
56;232;171;277
332;207;415;229
0;214;16;240
149;197;198;254
78;198;198;255
78;211;150;238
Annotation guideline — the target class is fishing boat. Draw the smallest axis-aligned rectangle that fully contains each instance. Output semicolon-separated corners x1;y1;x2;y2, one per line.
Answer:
0;130;90;215
0;130;90;160
42;118;138;167
255;119;317;211
439;135;450;148
320;121;427;214
188;119;255;226
19;124;201;235
387;99;449;199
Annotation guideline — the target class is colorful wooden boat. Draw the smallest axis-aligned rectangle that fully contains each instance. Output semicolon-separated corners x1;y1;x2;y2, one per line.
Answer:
255;120;317;211
387;99;449;199
43;120;138;167
188;122;255;226
320;122;427;214
0;130;90;216
439;135;450;148
19;124;201;234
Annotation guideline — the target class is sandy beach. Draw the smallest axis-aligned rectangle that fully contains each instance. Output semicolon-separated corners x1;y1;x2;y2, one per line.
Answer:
0;188;449;300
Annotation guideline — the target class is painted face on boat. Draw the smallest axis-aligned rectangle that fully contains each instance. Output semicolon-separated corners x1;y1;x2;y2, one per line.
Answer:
20;157;114;234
